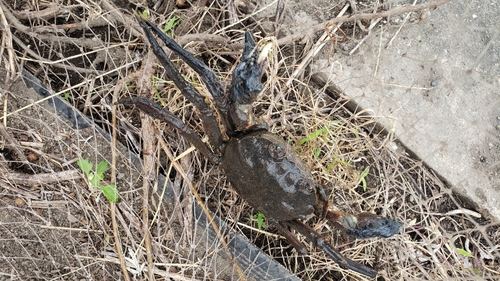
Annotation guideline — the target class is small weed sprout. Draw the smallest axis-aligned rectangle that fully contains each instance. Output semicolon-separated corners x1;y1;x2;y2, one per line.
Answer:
138;12;181;37
250;212;267;230
359;166;370;191
455;247;474;258
297;121;348;165
77;158;119;202
163;16;181;37
298;122;372;191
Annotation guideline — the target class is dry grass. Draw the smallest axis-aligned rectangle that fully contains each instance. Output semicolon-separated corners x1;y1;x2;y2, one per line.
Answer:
0;0;498;280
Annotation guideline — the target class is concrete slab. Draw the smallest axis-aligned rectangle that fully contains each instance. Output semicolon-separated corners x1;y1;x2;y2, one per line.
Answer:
311;1;500;220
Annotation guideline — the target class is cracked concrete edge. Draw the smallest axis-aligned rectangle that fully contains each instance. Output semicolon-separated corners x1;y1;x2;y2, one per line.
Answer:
311;71;496;221
310;1;500;221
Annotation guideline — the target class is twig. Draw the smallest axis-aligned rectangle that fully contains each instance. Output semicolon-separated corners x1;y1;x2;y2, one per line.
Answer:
0;2;97;48
277;0;451;46
100;0;144;39
273;0;287;34
0;183;43;199
214;0;278;35
285;3;350;87
107;46;155;281
348;17;382;55
0;1;17;85
385;0;418;49
39;225;104;233
11;35;102;75
373;26;384;78
53;18;110;32
0;125;29;164
158;138;249;281
0;140;44;149
175;33;229;47
13;2;118;32
4;170;81;185
14;3;79;20
0;0;137;49
76;254;203;281
110;51;131;281
227;0;238;25
0;60;140;122
348;0;367;33
444;208;482;218
137;51;157;281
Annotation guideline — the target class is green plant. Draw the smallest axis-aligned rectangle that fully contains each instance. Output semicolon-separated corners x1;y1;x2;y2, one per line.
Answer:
455;247;474;258
297;122;340;146
297;121;350;164
138;11;181;37
162;16;181;37
325;157;353;171
450;244;480;274
250;212;267;230
77;158;119;202
359;166;370;191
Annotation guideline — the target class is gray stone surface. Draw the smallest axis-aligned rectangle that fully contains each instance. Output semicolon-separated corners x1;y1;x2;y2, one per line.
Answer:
311;1;500;220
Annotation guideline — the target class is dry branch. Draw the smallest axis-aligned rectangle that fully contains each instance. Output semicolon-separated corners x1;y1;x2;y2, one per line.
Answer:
0;1;17;84
277;0;452;46
4;169;81;185
14;3;78;20
11;35;102;75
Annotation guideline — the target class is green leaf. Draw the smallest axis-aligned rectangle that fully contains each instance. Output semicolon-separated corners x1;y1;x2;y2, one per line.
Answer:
163;16;182;36
297;121;342;146
298;126;329;146
470;268;480;274
456;248;474;258
352;128;359;138
360;166;370;178
326;158;353;171
257;212;265;230
77;158;93;175
251;212;266;230
98;184;119;203
360;166;370;191
313;147;321;159
88;173;102;188
96;161;109;176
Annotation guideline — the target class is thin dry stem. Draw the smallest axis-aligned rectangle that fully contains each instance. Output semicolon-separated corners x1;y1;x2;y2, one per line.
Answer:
4;169;81;185
277;0;452;46
138;51;157;281
158;137;249;281
1;0;498;280
111;87;131;281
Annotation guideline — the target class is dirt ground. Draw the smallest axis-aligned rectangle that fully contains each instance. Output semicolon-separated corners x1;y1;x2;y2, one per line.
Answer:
1;0;499;280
